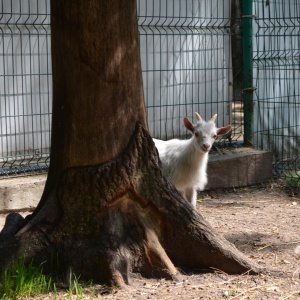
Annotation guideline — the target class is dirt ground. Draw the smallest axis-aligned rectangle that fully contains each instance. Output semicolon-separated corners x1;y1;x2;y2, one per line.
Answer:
1;179;300;299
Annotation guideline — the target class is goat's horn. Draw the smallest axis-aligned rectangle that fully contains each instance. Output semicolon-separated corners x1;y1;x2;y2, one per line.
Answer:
194;112;202;121
210;114;217;122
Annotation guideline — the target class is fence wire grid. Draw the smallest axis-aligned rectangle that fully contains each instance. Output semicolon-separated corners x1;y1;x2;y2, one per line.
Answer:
0;0;299;186
0;0;51;177
253;0;300;186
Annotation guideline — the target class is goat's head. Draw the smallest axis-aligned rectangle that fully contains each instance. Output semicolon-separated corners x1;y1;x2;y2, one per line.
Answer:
184;112;232;153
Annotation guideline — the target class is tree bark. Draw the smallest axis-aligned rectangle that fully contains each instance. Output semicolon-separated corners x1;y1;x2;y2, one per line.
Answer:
50;0;146;171
0;0;264;286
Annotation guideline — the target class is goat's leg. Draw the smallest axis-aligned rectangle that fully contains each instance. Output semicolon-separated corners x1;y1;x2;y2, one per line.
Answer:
184;187;197;208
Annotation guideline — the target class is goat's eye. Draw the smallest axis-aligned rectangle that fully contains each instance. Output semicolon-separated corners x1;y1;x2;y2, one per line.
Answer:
194;132;199;137
212;134;217;139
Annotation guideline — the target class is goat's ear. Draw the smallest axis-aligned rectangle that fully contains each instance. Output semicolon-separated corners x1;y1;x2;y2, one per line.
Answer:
210;114;217;122
184;117;194;133
194;112;202;122
217;125;232;136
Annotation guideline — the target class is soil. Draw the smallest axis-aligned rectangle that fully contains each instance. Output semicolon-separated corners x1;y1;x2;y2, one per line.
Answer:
1;179;300;299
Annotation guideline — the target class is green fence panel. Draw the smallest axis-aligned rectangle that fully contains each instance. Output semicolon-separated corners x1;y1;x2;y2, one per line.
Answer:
138;0;233;140
1;0;235;178
0;0;51;176
253;0;300;185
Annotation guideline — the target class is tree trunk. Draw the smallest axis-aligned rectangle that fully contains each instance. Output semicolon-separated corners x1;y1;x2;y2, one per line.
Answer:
0;0;263;286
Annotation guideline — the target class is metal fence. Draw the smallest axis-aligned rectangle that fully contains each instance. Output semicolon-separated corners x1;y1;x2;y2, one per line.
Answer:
0;0;236;178
253;0;300;185
0;0;299;185
138;0;233;140
0;0;51;176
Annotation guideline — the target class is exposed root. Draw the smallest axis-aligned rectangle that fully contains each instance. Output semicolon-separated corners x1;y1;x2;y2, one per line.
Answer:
144;227;182;282
0;213;25;242
0;123;267;285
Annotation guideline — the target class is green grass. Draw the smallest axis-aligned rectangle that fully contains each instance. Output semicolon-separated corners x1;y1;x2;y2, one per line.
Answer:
0;257;52;299
284;170;300;187
67;272;84;299
0;257;94;299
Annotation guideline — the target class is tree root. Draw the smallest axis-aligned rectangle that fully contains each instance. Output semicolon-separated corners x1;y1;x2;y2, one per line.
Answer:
0;123;267;285
0;213;25;243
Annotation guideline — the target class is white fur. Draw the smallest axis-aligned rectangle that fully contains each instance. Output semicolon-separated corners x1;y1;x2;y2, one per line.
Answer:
153;112;232;208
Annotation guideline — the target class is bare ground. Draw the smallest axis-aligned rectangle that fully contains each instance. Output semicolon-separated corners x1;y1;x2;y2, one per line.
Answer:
1;179;300;299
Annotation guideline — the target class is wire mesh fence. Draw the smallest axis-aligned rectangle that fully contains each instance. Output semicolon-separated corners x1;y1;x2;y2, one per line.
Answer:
138;0;234;142
0;0;299;186
253;0;300;186
0;0;51;177
0;0;238;178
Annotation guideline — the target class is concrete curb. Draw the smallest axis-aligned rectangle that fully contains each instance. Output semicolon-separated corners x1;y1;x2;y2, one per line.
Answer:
0;175;46;212
206;149;273;190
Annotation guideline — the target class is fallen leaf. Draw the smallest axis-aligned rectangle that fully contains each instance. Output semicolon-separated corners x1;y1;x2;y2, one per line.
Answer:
266;285;280;291
281;259;291;264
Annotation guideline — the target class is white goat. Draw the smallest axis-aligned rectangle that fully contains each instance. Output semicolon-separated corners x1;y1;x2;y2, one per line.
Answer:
153;112;232;207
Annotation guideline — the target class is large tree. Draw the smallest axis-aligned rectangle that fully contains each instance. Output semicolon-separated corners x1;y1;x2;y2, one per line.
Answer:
0;0;263;286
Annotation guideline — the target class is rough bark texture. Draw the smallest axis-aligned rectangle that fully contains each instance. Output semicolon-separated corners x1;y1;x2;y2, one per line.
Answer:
34;0;146;217
48;0;146;182
0;124;263;286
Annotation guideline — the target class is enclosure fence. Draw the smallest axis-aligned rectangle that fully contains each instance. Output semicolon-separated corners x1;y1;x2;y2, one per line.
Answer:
138;0;233;140
253;0;300;185
0;0;235;178
0;0;299;185
0;0;51;176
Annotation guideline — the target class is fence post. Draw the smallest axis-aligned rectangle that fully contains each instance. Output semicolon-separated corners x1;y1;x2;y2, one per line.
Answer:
242;0;254;147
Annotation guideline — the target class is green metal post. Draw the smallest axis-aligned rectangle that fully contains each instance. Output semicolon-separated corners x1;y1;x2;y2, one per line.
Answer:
242;0;254;147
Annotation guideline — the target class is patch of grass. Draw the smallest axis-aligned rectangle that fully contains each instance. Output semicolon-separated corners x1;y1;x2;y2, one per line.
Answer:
0;257;52;299
0;257;101;299
67;272;84;299
284;170;300;187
